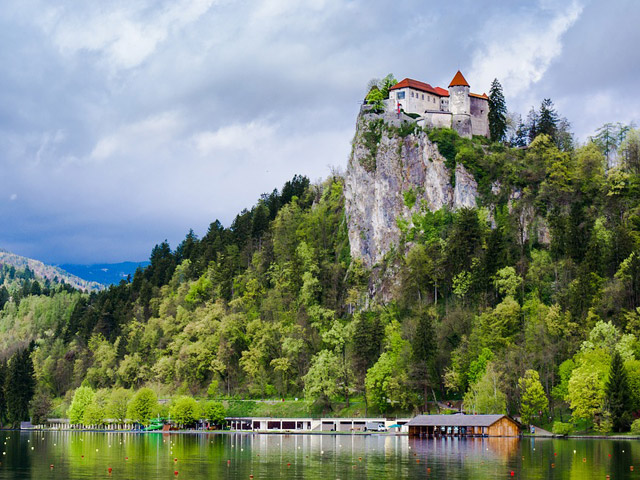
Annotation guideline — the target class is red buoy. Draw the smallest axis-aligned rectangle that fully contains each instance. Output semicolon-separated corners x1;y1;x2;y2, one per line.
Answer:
510;471;514;476
174;458;178;462
50;465;54;469
174;471;178;476
108;467;112;474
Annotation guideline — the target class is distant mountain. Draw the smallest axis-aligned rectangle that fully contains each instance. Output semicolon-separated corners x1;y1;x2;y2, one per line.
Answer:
0;249;103;292
59;261;149;286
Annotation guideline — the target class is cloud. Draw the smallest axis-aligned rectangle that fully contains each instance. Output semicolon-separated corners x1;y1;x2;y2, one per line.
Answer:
48;0;215;70
193;122;277;155
0;0;637;264
469;1;584;97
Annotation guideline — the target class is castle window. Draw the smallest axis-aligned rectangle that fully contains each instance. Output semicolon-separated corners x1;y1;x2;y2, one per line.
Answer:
421;94;424;100
411;91;414;97
397;91;405;99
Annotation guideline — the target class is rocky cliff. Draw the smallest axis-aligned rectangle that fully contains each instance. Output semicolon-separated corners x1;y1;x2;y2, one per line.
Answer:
344;111;479;268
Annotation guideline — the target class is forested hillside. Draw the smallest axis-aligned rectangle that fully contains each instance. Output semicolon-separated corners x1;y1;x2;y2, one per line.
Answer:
1;98;640;433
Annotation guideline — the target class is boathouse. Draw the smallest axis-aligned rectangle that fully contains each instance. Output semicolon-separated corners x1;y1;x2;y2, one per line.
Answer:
407;414;519;437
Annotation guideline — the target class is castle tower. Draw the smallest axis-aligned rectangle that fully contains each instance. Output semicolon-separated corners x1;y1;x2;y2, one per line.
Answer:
448;70;472;137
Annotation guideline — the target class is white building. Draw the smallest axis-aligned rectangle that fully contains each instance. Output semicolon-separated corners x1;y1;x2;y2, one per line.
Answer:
387;71;489;138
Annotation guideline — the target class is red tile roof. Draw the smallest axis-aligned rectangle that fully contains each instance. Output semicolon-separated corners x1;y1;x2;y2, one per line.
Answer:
390;78;449;97
448;70;470;87
434;87;449;97
469;92;488;100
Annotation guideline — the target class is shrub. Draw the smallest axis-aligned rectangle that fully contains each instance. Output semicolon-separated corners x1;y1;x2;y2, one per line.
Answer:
630;419;640;435
552;421;572;436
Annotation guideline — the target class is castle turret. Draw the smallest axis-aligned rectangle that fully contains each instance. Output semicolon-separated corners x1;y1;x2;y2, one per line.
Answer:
448;71;472;137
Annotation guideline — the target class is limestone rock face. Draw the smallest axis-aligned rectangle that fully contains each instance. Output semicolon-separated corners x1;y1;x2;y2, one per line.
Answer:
344;114;479;268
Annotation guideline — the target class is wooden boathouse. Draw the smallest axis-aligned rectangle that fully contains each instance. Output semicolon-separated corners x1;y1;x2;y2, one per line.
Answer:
407;414;519;437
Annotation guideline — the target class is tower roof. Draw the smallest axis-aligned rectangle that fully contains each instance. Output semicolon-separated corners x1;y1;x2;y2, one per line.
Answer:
448;70;470;88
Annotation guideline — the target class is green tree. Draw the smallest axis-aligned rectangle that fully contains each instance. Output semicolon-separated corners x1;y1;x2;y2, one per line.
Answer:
127;388;158;426
566;350;608;422
463;363;506;414
5;347;36;424
538;98;558;141
303;350;341;409
488;78;507;142
201;401;226;425
606;350;632;432
67;386;95;425
0;360;6;424
365;87;384;112
107;388;132;425
170;396;201;427
518;369;548;425
82;403;106;426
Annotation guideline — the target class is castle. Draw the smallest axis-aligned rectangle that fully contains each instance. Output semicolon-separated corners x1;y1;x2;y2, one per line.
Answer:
387;71;489;138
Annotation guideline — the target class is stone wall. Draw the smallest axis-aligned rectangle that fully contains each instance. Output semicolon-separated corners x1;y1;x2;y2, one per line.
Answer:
470;96;489;137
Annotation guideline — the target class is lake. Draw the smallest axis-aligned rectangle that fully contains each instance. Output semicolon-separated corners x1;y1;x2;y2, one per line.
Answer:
0;431;637;479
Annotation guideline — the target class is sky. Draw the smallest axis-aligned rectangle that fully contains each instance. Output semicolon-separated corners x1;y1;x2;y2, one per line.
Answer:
0;0;638;264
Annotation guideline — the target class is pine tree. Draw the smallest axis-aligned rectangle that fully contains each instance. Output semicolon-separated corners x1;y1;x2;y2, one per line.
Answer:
538;98;559;140
0;360;6;424
488;79;507;142
606;350;632;432
525;107;539;144
5;347;35;424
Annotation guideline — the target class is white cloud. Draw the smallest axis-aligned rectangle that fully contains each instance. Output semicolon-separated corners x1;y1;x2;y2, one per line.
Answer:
193;121;277;155
9;194;17;201
469;1;584;96
49;0;215;70
89;111;184;162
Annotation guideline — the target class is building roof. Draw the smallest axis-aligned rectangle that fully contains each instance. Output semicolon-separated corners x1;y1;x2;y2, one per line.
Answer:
390;78;449;97
470;92;489;100
449;70;470;88
407;414;511;427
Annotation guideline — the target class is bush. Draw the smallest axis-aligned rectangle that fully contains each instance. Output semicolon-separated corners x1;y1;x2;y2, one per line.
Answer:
630;419;640;435
552;421;572;436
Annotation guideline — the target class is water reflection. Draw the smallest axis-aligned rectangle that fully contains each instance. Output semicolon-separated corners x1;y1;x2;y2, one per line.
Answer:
0;431;637;479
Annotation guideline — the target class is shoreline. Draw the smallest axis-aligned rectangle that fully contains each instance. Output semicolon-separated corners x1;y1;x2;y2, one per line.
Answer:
14;429;640;440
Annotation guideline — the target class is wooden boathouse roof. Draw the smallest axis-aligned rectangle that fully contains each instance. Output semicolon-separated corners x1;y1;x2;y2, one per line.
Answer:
407;414;512;427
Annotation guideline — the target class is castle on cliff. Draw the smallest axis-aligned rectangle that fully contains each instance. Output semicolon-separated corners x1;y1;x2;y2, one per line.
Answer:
387;71;489;138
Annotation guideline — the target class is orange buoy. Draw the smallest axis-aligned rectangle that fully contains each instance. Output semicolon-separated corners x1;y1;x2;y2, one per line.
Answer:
551;463;555;468
583;458;587;463
631;466;634;471
125;457;129;460
416;459;420;463
287;463;290;467
554;452;557;456
174;458;178;462
427;467;431;473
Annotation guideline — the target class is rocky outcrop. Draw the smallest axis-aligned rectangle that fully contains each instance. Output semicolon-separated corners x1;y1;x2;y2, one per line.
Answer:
344;113;479;268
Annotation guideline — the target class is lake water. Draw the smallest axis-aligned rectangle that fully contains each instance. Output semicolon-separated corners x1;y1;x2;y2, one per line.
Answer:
0;431;638;479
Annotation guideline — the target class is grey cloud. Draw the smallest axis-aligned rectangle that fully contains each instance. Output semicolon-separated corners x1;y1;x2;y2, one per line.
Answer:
0;0;636;263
